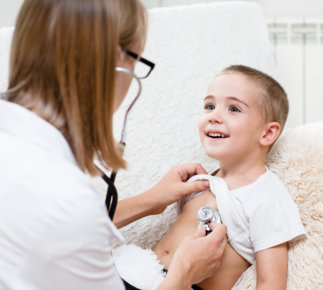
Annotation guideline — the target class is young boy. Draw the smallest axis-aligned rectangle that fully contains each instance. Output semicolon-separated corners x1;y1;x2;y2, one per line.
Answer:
114;65;305;290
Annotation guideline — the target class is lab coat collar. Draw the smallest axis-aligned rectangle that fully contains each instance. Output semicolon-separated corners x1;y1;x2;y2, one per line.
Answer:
0;100;77;166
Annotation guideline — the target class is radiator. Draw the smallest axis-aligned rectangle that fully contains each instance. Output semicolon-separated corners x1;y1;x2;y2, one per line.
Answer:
267;17;323;127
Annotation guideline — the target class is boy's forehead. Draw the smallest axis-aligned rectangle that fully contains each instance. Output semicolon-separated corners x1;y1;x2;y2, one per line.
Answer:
206;73;262;102
209;72;255;88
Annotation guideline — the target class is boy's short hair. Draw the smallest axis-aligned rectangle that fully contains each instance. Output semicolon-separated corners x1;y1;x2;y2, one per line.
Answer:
221;65;289;132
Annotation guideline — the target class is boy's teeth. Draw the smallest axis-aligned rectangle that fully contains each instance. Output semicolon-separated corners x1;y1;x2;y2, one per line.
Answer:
209;133;225;138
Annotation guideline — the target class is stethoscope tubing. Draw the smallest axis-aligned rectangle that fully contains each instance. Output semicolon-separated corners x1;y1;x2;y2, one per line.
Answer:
115;67;142;145
99;67;143;220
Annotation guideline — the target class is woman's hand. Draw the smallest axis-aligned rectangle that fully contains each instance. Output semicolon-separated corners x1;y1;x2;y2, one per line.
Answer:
148;163;210;215
158;222;227;290
114;163;210;228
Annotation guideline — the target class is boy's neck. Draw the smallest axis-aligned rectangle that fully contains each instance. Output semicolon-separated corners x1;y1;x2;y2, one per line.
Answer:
216;155;266;191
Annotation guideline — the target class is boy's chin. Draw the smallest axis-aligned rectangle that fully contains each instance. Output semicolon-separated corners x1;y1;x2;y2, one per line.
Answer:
205;150;223;160
204;147;233;162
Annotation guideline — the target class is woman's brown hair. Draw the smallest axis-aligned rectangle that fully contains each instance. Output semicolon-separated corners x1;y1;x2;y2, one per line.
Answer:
119;0;147;53
6;0;147;176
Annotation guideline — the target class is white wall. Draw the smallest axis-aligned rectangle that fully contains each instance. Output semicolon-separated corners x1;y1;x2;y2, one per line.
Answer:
256;0;323;16
0;0;23;28
1;0;323;27
142;0;323;16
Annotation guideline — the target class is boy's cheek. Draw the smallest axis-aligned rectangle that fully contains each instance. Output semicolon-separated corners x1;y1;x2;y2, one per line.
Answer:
198;123;205;140
198;116;206;131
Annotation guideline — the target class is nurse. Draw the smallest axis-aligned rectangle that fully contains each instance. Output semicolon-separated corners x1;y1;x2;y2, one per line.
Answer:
0;0;227;289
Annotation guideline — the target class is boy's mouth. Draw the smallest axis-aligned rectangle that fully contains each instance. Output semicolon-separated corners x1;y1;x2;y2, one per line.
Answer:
207;133;228;138
206;130;229;139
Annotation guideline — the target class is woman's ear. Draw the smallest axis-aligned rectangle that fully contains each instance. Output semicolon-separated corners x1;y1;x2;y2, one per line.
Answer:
116;45;124;66
259;122;281;146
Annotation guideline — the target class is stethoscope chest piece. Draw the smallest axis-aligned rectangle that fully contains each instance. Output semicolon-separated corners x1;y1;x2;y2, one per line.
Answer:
197;206;221;235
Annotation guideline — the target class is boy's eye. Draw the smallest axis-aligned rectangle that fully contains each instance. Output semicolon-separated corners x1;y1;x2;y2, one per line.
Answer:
204;104;215;110
229;106;240;112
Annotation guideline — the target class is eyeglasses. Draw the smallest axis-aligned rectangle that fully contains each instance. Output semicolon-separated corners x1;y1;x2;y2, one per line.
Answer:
124;49;155;79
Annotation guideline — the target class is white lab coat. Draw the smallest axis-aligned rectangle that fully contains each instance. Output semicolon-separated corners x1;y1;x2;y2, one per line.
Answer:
0;100;125;289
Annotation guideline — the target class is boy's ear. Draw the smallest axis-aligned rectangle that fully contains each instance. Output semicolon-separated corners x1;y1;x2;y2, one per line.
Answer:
259;122;281;146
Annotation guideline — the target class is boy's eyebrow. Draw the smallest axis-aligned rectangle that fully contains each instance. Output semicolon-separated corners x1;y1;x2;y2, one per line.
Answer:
204;95;249;108
204;95;214;101
227;96;249;108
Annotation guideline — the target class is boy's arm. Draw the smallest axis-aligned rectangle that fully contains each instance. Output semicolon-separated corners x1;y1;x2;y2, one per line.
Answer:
255;243;288;290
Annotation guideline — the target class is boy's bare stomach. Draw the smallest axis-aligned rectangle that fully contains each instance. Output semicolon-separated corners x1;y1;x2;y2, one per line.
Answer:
152;191;250;290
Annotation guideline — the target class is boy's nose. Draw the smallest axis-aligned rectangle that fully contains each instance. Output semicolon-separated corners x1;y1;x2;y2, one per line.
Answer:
208;109;223;124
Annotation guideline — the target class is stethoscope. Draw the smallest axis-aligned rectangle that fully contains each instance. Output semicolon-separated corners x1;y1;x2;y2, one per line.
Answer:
97;67;142;220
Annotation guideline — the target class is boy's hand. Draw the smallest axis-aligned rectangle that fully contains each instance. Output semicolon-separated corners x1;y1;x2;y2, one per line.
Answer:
148;163;210;214
159;222;227;289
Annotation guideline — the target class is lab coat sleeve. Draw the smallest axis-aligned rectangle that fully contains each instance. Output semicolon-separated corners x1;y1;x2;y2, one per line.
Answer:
14;183;125;290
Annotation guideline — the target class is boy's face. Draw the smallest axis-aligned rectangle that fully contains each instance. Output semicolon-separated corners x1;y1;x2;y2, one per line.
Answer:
198;72;267;162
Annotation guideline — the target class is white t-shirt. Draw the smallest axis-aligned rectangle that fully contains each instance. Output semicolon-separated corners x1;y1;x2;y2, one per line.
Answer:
178;170;306;264
0;100;125;289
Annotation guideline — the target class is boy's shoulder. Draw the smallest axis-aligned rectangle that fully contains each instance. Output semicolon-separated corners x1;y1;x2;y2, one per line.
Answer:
232;169;291;212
